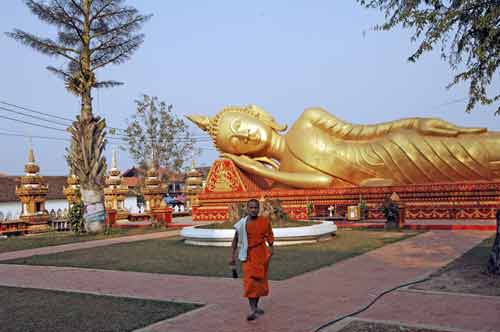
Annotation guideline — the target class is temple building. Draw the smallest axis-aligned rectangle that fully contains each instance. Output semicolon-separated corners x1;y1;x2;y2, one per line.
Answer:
184;160;203;210
142;162;167;212
103;150;129;220
63;173;81;208
15;146;49;233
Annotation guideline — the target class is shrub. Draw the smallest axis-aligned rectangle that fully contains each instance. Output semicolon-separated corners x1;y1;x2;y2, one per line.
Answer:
68;202;85;234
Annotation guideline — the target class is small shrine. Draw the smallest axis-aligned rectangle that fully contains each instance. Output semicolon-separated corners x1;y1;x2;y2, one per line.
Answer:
63;173;81;208
103;150;129;220
142;161;166;212
184;160;203;210
15;146;49;233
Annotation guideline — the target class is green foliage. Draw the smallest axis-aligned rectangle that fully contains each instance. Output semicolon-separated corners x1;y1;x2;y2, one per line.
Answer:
306;200;314;219
6;0;150;192
6;0;151;100
263;199;293;227
358;195;368;220
358;0;499;114
124;95;198;173
68;202;85;234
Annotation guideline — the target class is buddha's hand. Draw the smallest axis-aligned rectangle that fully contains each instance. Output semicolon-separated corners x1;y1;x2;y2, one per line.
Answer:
221;153;273;176
417;118;487;137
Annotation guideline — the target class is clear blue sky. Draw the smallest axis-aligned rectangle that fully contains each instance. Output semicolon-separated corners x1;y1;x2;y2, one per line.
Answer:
1;1;498;175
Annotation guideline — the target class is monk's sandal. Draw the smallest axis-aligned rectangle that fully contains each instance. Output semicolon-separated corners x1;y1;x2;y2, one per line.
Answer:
246;312;258;321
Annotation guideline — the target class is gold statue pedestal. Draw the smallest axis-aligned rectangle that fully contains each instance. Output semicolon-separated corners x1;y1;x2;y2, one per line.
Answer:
187;104;500;230
192;159;499;230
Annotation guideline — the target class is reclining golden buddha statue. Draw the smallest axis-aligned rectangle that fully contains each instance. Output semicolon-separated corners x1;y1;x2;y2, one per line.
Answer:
188;105;500;188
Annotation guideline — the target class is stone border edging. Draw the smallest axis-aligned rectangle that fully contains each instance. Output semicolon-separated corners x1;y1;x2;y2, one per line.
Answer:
180;221;337;246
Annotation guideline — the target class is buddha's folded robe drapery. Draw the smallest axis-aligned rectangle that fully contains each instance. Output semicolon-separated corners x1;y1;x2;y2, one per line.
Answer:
286;109;498;185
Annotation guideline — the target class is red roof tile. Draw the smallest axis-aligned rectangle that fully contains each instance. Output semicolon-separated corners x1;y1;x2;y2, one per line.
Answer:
0;176;67;203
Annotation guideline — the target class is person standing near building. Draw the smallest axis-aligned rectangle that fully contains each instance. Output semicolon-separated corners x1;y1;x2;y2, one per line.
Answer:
229;199;274;321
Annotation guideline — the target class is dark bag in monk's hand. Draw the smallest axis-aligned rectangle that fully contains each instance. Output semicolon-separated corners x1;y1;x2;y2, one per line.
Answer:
232;267;238;278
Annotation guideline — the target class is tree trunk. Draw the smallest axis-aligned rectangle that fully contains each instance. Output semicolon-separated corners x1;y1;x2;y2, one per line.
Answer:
80;187;105;233
66;112;107;233
65;0;106;233
487;211;500;275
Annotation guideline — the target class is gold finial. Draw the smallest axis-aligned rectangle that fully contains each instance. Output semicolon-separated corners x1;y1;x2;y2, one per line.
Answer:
186;115;210;131
111;149;117;169
28;146;35;164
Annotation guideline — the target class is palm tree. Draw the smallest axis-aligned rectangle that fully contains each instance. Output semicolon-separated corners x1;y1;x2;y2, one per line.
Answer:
7;0;150;231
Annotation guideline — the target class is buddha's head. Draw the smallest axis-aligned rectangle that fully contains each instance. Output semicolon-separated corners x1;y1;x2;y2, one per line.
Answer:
187;105;287;156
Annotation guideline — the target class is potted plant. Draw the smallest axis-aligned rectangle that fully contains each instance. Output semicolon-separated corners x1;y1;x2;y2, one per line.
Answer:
380;196;400;230
306;200;314;220
358;195;368;220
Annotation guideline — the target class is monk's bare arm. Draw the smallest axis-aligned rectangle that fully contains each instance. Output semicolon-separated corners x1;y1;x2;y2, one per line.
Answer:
267;222;274;257
229;232;238;265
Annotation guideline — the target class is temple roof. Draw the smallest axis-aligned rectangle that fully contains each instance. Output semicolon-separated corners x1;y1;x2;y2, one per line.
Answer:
0;176;67;202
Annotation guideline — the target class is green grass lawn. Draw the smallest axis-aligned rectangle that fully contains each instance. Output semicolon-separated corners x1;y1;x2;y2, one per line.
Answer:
413;236;500;296
0;286;200;332
5;229;419;280
0;227;169;254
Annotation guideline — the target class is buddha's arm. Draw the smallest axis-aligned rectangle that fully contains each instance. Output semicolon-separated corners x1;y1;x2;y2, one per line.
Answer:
303;108;486;140
221;154;333;188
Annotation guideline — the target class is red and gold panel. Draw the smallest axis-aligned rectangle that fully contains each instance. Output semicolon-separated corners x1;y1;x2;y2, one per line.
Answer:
193;159;500;222
203;159;247;193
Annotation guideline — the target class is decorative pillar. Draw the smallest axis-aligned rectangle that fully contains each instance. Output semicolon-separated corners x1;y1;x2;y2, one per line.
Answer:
103;150;129;221
142;164;166;212
142;163;171;225
184;160;203;211
15;146;49;233
63;173;81;208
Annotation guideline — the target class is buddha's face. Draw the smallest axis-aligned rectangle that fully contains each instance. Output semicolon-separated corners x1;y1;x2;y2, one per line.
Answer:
215;112;272;156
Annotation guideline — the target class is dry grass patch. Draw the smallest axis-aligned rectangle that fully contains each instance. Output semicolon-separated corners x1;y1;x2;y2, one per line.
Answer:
0;227;169;254
5;229;419;280
413;236;500;296
0;286;200;332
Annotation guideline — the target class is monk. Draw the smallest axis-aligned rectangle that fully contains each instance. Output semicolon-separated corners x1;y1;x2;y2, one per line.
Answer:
230;199;274;321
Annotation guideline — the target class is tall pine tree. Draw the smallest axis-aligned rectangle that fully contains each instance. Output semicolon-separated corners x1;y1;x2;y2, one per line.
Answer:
7;0;150;231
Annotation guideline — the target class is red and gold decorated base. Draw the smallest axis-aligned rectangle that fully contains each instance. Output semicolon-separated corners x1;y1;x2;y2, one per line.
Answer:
106;208;173;228
193;159;500;229
151;207;173;226
19;215;50;234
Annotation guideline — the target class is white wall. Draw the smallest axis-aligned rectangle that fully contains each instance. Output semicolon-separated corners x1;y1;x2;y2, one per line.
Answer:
0;199;68;219
0;196;144;219
124;196;141;213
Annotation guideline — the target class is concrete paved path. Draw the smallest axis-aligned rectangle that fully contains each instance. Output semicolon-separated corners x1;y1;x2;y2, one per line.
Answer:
0;231;497;332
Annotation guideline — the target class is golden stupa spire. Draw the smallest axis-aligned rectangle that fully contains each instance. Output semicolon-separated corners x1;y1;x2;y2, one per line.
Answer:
111;149;117;170
28;145;35;164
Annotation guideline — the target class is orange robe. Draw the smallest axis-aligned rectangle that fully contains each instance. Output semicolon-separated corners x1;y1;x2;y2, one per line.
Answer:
242;216;274;298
